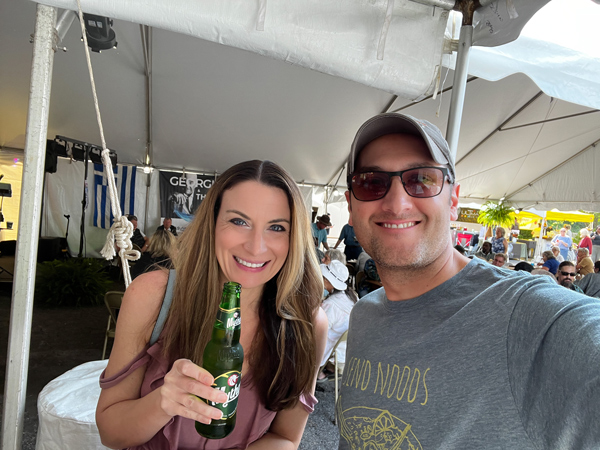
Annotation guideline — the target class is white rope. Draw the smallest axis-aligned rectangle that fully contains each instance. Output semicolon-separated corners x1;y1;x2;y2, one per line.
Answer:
74;0;139;287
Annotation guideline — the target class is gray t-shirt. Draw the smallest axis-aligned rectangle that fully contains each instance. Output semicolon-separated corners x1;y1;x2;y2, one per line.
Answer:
575;272;600;298
338;258;600;449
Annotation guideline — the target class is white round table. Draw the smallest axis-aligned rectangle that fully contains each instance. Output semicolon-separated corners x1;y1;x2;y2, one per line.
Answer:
36;360;110;450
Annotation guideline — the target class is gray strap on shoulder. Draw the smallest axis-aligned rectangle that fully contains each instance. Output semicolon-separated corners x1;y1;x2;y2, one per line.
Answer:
150;269;176;346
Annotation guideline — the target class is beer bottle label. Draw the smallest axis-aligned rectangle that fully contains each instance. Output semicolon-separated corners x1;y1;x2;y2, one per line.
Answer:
216;306;241;330
206;370;242;419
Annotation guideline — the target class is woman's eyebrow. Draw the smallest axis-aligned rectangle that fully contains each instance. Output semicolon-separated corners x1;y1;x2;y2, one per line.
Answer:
226;210;290;225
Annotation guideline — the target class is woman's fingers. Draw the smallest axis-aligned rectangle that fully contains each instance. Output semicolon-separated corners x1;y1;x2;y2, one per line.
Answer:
160;359;228;422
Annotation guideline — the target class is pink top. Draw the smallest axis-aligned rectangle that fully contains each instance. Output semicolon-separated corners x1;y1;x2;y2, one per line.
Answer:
100;338;317;450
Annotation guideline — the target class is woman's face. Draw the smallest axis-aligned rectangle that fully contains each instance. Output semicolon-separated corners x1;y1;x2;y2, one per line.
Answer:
552;248;559;257
215;181;291;297
496;228;502;238
560;229;566;236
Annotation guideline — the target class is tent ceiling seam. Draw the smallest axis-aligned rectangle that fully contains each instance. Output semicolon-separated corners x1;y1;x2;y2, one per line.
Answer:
455;90;543;165
505;138;600;201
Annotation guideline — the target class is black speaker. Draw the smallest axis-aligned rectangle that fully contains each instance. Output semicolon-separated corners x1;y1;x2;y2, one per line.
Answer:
38;237;63;262
0;240;16;256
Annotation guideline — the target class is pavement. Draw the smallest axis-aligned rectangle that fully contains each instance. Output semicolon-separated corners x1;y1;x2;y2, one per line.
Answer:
0;282;340;449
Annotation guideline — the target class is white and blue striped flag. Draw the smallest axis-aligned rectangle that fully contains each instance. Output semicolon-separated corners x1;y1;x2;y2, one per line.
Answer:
93;163;137;229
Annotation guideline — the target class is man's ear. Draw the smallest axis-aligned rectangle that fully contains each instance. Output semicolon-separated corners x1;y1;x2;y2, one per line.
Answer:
345;190;353;226
449;182;460;221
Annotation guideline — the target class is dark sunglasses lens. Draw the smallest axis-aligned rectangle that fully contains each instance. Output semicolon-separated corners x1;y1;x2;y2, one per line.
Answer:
561;271;575;277
402;168;444;198
352;172;390;201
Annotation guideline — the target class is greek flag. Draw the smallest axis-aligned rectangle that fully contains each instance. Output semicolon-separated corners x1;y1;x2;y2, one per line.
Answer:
93;164;137;229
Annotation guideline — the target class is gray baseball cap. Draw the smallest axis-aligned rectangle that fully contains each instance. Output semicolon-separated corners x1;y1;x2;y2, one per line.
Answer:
347;113;456;185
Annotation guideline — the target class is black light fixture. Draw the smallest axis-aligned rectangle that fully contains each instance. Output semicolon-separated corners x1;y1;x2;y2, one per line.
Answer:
82;14;117;52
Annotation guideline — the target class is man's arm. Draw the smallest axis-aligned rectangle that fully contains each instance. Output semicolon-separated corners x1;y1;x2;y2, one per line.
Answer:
333;239;342;249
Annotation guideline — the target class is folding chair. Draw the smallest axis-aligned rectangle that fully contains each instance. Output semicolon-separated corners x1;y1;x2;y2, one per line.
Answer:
102;291;124;359
319;330;349;424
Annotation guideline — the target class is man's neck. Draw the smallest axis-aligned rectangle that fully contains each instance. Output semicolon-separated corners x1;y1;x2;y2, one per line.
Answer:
378;247;470;301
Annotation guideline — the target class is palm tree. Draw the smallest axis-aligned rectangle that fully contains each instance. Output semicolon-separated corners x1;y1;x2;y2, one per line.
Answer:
477;201;514;235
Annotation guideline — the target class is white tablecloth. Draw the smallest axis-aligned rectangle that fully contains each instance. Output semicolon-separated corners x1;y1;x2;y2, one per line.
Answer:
36;360;110;450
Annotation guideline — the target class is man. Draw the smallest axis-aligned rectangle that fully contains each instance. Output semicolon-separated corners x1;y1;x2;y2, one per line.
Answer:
311;215;331;250
591;226;600;262
156;217;178;236
575;261;600;297
338;113;600;449
576;247;594;278
555;260;583;292
334;223;362;260
491;252;507;267
127;215;149;252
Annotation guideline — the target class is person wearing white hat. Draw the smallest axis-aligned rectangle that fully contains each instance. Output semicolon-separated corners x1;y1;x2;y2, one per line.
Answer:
317;260;357;382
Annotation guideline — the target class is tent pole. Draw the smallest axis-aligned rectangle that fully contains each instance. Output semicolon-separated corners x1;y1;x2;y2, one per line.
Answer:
1;4;57;450
446;23;473;159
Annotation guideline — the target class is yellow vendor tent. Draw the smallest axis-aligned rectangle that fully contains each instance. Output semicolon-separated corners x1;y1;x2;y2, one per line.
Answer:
513;209;594;230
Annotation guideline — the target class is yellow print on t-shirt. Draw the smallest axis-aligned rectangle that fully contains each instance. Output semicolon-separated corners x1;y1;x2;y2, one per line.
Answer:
343;357;430;406
337;401;423;450
338;359;429;448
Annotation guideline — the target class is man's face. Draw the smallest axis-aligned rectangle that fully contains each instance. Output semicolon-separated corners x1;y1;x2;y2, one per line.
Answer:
345;133;459;271
492;255;505;267
164;218;172;229
556;266;577;284
130;219;138;230
317;222;326;230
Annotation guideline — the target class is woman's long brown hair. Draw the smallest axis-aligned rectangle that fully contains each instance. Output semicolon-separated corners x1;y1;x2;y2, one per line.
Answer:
161;160;323;411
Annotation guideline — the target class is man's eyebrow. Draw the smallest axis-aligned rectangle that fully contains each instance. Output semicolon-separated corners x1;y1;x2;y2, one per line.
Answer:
225;209;290;224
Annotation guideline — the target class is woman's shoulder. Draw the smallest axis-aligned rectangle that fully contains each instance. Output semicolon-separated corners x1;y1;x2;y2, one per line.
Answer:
120;270;169;335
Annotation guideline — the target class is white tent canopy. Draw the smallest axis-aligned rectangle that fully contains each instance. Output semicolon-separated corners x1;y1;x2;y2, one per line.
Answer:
2;1;600;448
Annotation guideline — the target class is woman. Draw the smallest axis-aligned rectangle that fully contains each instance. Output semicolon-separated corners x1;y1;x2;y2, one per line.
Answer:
579;228;593;256
491;227;508;256
552;228;572;261
317;260;357;382
96;160;328;449
551;245;565;263
538;250;559;275
130;228;176;279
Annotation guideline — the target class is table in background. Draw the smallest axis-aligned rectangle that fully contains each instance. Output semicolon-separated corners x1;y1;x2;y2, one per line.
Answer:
37;360;110;450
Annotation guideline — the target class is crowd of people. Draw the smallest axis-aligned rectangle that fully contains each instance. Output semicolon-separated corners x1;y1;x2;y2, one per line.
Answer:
98;113;600;450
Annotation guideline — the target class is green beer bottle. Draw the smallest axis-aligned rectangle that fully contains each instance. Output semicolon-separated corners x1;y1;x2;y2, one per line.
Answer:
195;281;244;439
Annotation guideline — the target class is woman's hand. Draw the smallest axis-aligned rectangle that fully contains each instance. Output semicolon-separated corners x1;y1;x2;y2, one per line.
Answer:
160;359;228;424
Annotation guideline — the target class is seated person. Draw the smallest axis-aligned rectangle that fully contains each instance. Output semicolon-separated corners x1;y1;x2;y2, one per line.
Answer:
156;217;178;236
556;261;584;293
537;250;559;275
323;249;346;265
576;247;594;278
317;260;357;382
474;241;494;262
551;245;564;262
126;214;149;252
491;253;507;268
357;258;380;298
355;250;371;273
130;229;176;279
575;261;600;298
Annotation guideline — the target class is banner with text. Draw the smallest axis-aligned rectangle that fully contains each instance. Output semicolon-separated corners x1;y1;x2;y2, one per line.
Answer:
159;171;215;233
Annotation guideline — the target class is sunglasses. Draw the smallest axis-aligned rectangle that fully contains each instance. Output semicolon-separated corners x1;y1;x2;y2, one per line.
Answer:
349;167;451;202
559;271;576;277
